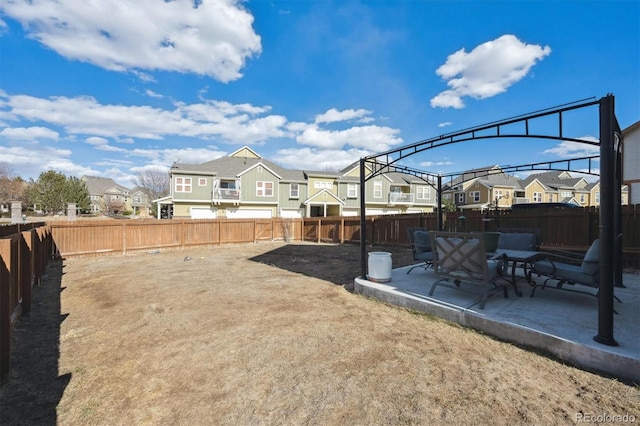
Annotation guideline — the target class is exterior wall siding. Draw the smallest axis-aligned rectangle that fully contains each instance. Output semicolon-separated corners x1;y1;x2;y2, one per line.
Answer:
240;167;279;203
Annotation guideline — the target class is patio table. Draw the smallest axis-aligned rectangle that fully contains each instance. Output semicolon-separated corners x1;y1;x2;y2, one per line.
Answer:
491;249;542;297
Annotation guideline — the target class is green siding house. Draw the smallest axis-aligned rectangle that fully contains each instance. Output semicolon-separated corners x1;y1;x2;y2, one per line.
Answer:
159;147;438;219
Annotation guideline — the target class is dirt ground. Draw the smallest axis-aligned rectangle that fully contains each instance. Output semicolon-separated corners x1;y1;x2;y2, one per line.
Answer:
1;241;639;425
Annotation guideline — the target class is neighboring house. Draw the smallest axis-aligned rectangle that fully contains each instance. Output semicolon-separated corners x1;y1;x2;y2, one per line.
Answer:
161;147;438;219
443;167;627;211
130;187;152;217
519;171;627;207
82;176;133;215
623;121;640;205
443;166;521;211
518;171;587;206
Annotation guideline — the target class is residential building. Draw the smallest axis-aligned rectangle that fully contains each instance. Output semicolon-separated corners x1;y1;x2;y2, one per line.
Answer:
82;176;130;214
443;166;521;211
160;147;438;219
444;167;627;211
623;121;640;204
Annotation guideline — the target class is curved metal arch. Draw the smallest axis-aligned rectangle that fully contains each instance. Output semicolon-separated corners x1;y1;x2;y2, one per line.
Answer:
359;95;622;347
363;97;601;181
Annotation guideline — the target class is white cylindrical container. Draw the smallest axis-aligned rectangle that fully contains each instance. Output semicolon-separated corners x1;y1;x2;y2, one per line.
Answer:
368;252;392;283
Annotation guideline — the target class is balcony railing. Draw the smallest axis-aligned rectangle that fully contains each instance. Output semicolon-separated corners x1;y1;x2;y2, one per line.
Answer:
214;188;241;200
512;197;531;204
388;193;414;204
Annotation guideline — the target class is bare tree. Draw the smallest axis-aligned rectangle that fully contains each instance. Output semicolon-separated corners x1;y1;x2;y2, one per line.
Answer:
0;162;26;211
130;168;170;215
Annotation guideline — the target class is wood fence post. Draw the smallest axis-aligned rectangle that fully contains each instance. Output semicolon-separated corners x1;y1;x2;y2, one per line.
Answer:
122;222;127;255
0;239;12;381
19;231;33;315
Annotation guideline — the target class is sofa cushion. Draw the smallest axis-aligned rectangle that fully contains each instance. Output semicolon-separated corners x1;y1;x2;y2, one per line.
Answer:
497;233;537;251
581;239;600;275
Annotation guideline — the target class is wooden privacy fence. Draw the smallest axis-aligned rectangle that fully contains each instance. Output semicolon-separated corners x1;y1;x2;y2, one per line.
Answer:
0;223;52;381
304;206;639;267
49;218;305;257
46;206;639;264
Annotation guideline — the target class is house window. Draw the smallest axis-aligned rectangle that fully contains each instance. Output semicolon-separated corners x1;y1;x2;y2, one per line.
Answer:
458;193;465;204
417;186;430;200
175;177;192;193
595;191;600;204
533;192;542;202
220;181;236;189
495;190;503;199
470;191;480;202
314;181;332;189
290;183;299;198
347;183;358;198
580;194;585;203
198;178;207;186
561;191;571;197
257;181;273;197
548;194;553;202
373;182;382;199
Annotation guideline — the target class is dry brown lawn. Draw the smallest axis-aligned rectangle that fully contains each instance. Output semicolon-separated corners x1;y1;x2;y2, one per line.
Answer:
1;241;639;425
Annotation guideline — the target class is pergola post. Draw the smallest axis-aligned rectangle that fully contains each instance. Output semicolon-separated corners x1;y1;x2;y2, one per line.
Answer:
359;158;367;280
594;94;618;346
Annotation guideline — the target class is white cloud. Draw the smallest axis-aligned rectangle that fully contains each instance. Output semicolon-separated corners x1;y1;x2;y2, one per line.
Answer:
275;147;370;171
0;91;404;181
430;34;551;109
315;108;372;124
296;124;402;152
0;144;96;178
542;140;599;158
438;122;453;128
145;90;163;99
0;126;59;141
419;160;454;167
3;94;287;143
1;93;403;155
85;136;125;152
0;0;262;82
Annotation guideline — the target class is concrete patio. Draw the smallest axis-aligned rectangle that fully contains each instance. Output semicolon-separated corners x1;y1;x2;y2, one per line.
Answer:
354;263;640;384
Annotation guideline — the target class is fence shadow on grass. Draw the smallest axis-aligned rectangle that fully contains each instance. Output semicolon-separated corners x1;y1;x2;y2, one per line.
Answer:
249;243;415;287
0;259;71;425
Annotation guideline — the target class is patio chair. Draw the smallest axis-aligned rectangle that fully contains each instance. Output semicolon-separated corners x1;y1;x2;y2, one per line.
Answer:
496;232;539;251
529;239;621;303
406;228;434;274
428;232;511;309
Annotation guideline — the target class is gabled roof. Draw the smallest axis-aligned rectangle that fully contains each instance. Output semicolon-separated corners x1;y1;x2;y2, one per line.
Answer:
303;189;345;205
171;154;305;182
622;120;640;135
229;146;262;159
443;165;503;189
82;176;129;195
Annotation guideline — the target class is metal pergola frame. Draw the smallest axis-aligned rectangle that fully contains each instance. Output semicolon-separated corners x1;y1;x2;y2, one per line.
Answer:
358;95;623;346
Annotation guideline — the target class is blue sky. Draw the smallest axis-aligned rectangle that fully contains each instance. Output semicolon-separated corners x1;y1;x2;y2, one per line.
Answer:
1;0;638;187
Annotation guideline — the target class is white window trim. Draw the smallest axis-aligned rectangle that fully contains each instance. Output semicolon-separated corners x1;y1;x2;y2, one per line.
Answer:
470;191;480;202
373;182;382;199
290;183;299;199
175;177;192;193
417;186;430;200
347;183;358;198
257;181;274;197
